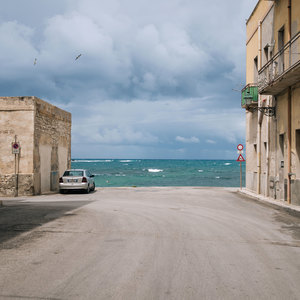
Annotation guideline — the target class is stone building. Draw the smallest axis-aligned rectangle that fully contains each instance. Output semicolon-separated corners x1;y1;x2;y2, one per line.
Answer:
0;96;71;196
243;0;300;205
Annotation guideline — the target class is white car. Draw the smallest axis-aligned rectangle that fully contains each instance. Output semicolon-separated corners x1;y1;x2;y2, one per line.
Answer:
59;169;95;193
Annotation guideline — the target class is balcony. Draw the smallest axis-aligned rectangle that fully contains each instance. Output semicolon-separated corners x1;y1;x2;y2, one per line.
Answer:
241;84;258;109
258;31;300;95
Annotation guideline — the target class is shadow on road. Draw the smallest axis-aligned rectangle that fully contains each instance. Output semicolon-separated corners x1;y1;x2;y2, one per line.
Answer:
0;199;93;248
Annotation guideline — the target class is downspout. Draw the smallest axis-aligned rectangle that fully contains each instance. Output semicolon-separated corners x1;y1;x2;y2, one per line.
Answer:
287;87;292;204
257;101;263;195
257;20;263;195
287;0;292;204
265;96;270;197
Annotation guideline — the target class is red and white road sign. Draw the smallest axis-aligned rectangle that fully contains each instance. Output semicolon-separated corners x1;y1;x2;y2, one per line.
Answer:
237;144;244;151
237;154;245;162
12;143;19;150
12;142;20;154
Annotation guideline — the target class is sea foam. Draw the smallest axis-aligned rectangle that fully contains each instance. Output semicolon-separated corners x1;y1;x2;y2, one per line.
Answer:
71;159;113;163
148;169;163;173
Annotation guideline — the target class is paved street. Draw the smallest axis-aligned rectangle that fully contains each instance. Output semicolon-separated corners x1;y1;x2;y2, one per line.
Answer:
0;187;300;300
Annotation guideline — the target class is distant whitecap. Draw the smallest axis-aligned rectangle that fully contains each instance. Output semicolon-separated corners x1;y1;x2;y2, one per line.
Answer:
224;163;232;166
148;169;163;173
198;170;204;172
215;176;220;179
120;160;133;163
71;159;112;163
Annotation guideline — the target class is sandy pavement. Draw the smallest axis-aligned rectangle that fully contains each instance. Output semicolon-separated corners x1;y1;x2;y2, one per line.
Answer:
0;187;300;299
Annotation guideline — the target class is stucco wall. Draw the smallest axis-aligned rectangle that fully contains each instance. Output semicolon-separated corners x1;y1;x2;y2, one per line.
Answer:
245;110;258;192
290;84;300;205
273;0;289;50
261;6;274;67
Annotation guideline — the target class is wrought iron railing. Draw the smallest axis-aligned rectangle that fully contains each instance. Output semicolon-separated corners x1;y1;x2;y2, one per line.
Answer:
258;31;300;91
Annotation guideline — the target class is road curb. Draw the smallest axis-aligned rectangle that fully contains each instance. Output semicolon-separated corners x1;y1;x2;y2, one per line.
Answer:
238;188;300;217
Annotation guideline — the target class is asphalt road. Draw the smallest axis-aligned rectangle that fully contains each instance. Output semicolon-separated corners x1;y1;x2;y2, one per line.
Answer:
0;187;299;300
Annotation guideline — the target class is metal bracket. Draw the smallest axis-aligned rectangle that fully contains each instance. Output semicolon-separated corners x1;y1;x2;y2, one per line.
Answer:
247;106;276;117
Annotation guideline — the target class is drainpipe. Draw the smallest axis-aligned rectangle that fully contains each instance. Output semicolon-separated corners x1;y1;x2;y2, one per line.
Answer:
257;99;264;195
265;96;271;197
288;0;292;39
287;0;292;204
287;87;292;204
288;0;292;65
257;20;263;195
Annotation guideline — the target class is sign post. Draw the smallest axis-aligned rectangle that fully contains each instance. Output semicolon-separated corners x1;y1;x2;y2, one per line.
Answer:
12;136;20;197
236;144;245;190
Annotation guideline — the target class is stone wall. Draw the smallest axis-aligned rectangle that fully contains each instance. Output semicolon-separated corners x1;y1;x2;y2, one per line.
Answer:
0;97;35;175
34;97;71;194
0;175;16;197
0;96;71;196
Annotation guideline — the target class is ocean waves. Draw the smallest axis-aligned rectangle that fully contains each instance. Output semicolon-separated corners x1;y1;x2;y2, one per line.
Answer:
70;159;244;187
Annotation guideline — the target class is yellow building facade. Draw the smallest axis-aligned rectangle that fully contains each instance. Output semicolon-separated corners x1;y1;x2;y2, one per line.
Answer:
243;0;300;205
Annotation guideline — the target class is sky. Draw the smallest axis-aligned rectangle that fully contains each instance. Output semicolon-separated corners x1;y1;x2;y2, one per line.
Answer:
0;0;258;159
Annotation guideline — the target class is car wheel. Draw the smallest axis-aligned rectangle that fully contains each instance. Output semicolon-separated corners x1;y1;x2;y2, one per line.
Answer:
85;186;90;194
91;183;95;191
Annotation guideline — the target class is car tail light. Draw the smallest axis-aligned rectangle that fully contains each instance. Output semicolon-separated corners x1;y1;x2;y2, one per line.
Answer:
59;177;63;183
82;177;87;183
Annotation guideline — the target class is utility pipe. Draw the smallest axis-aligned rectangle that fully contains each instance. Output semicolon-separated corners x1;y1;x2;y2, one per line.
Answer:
265;96;271;197
287;87;292;204
287;0;292;204
257;20;263;195
257;120;262;195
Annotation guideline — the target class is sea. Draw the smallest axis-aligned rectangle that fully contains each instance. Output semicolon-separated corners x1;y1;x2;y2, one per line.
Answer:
71;159;245;188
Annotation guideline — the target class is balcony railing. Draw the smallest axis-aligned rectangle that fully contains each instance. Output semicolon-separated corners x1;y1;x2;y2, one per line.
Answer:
241;84;258;109
258;31;300;94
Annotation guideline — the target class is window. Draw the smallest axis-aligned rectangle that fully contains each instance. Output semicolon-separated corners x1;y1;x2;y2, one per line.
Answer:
254;56;258;83
63;170;83;176
264;142;267;155
278;26;285;50
264;46;269;64
278;26;285;72
279;134;284;156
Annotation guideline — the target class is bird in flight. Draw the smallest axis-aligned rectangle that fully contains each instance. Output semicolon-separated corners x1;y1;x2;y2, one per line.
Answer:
75;54;82;60
33;58;37;66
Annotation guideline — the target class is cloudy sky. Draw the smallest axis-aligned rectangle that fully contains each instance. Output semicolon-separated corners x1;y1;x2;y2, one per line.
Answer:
0;0;257;159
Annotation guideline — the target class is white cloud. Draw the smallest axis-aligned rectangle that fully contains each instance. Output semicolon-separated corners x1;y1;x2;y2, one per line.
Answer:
0;0;255;158
91;127;158;145
176;136;200;144
206;139;216;144
0;21;38;75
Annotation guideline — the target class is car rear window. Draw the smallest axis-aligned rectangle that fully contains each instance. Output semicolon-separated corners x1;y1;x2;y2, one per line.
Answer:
63;171;83;177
